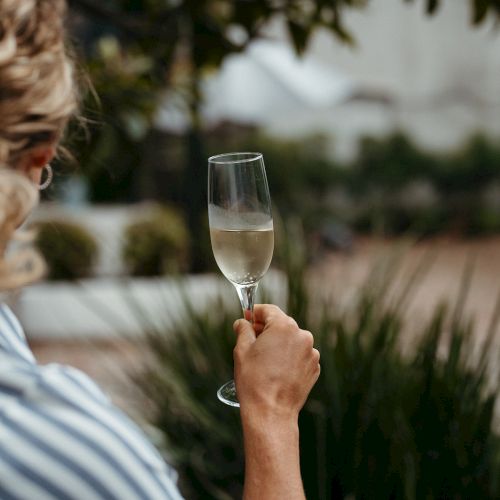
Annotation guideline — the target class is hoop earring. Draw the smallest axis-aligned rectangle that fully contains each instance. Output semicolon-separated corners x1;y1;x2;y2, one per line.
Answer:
38;164;53;191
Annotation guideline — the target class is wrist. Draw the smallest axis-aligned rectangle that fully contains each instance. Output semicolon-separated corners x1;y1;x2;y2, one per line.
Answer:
240;401;304;500
240;402;299;438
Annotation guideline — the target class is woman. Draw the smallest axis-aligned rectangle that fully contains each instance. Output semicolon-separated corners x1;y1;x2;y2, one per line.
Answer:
0;1;320;499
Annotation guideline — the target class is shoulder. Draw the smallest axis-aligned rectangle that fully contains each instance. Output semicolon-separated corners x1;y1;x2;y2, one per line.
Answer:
0;359;183;499
0;303;35;364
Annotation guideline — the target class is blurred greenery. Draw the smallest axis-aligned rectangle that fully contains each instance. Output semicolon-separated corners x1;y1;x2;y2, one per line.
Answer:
60;129;500;275
65;0;500;270
349;133;500;237
67;0;378;267
204;130;500;240
122;206;189;276
132;224;500;499
34;220;98;280
57;2;500;494
53;126;500;276
408;0;500;21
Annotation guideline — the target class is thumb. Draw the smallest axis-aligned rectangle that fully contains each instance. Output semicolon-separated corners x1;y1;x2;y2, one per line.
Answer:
233;319;256;349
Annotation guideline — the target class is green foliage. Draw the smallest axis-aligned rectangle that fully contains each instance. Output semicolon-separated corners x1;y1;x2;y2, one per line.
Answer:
352;132;437;191
122;206;189;276
67;35;159;202
70;0;367;69
66;0;500;268
34;220;98;281
133;228;500;499
349;132;500;236
467;207;500;236
67;0;369;204
206;132;345;234
407;0;500;23
68;0;500;74
132;293;244;500
435;134;500;193
299;265;500;499
204;130;500;239
66;0;500;202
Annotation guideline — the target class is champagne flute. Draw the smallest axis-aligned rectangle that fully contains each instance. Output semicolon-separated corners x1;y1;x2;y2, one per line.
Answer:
208;152;274;407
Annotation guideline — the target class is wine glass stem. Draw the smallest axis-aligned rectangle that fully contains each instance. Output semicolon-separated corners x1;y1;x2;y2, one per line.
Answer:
235;283;258;324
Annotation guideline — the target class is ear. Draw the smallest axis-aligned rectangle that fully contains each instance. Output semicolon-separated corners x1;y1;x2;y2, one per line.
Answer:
29;145;56;169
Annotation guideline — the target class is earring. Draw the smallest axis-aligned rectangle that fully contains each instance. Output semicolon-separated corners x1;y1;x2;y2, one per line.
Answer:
38;164;53;191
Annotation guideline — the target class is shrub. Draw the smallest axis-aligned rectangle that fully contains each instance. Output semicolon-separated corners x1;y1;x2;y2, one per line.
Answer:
353;205;446;237
34;220;98;281
351;132;437;192
132;229;500;499
206;132;345;232
343;132;500;237
299;273;500;499
122;206;189;276
133;297;244;499
468;207;500;236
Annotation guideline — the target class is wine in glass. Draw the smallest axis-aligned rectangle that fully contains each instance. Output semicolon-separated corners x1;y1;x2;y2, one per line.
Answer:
208;152;274;407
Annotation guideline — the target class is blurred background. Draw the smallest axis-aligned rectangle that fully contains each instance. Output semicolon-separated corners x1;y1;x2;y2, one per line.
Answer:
15;0;500;498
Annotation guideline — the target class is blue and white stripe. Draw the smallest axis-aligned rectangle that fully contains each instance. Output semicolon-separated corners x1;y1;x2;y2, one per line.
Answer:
0;304;183;499
0;304;35;364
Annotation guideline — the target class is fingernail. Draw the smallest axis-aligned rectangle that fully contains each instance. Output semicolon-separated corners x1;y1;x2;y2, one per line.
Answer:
233;319;240;331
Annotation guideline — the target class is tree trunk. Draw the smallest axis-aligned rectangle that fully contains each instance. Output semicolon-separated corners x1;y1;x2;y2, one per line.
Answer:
183;125;207;272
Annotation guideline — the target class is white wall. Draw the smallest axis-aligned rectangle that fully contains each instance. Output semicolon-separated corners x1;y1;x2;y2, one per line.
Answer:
19;205;287;339
13;272;287;339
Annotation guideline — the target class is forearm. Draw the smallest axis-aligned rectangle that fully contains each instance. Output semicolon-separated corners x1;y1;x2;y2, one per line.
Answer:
241;407;305;500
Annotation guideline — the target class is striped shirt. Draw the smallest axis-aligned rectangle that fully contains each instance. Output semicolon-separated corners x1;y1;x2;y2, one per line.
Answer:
0;303;183;499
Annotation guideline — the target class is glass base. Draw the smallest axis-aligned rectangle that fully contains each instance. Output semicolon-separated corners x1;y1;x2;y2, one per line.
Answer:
217;379;240;407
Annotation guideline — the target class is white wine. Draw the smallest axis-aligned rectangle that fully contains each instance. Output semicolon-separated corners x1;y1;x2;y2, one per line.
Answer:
210;228;274;285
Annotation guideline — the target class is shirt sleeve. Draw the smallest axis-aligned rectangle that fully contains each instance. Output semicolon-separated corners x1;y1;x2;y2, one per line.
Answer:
0;303;36;364
0;355;184;500
0;304;184;499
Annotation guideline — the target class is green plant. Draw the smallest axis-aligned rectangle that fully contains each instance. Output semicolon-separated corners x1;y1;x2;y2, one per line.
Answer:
299;259;500;499
129;288;243;500
68;0;500;204
347;132;500;237
131;225;500;499
467;206;500;236
34;220;98;281
122;206;189;276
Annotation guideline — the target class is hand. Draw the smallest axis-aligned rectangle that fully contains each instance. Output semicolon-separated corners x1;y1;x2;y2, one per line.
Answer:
233;304;320;420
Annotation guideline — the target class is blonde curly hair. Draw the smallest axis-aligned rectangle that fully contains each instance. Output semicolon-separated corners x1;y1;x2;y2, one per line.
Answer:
0;169;46;290
0;0;77;290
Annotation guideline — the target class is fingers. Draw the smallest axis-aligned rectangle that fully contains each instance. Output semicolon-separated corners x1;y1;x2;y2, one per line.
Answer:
299;331;320;374
252;321;265;335
299;329;314;349
253;304;299;331
312;348;320;364
237;306;320;369
233;319;256;350
233;304;291;344
252;304;287;325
